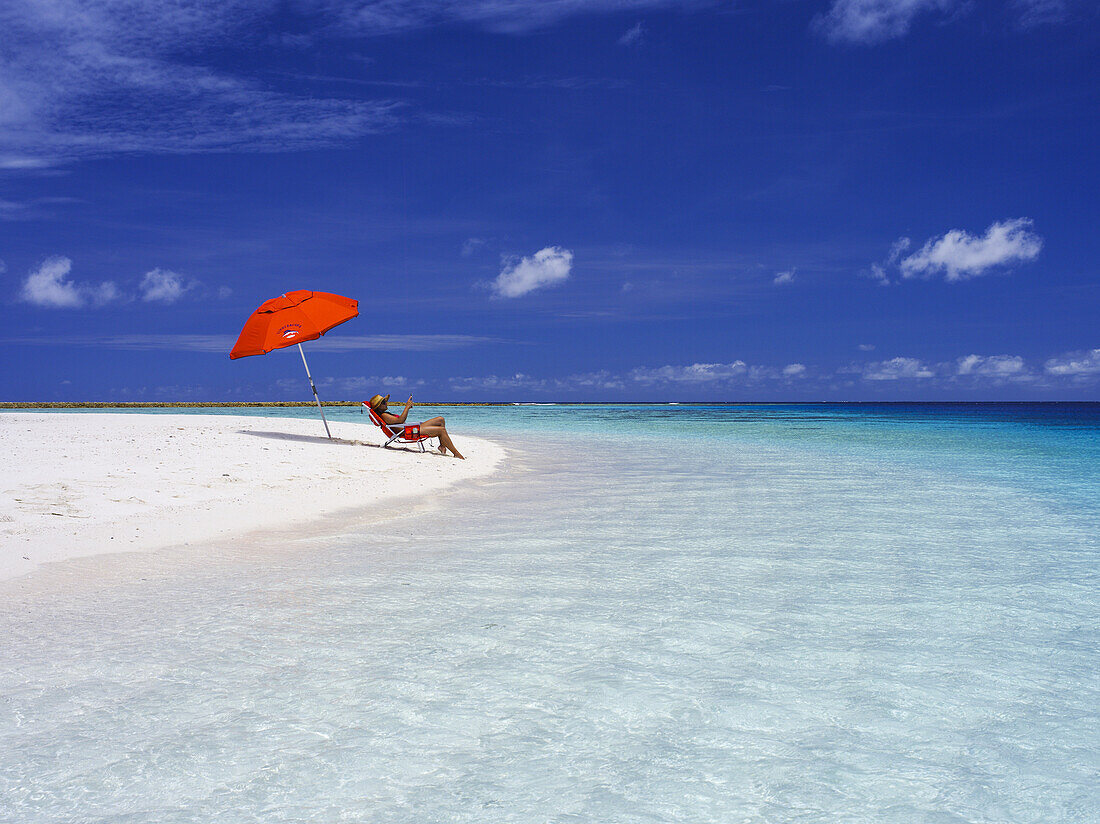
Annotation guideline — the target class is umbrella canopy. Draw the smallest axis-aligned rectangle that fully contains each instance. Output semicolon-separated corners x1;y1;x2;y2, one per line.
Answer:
230;290;359;439
230;290;358;359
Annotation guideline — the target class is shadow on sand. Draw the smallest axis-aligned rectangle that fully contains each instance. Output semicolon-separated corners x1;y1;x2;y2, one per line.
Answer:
238;430;435;456
238;430;377;448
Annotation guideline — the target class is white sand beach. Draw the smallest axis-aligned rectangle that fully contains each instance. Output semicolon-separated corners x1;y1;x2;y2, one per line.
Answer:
0;412;505;581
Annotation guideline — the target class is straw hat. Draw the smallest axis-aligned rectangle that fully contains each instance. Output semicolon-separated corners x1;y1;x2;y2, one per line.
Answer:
368;393;390;410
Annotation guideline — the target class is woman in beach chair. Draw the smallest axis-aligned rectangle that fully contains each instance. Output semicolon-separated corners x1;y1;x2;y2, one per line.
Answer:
367;394;465;460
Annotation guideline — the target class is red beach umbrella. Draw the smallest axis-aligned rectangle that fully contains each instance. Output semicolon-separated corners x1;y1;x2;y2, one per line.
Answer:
230;290;359;439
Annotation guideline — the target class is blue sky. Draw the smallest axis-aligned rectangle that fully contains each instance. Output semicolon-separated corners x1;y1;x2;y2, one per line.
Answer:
1;0;1097;401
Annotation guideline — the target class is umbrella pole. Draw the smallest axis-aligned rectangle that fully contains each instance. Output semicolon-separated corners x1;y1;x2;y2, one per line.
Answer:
298;344;332;439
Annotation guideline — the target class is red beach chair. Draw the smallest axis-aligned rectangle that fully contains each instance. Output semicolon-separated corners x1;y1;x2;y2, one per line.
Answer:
362;402;437;452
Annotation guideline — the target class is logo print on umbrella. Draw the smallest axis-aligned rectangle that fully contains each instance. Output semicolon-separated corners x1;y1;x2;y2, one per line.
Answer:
278;323;302;340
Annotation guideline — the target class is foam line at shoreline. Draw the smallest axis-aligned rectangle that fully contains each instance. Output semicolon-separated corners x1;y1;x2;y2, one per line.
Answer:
0;412;506;582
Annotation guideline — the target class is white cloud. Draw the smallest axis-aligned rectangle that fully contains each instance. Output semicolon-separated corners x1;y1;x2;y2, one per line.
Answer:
0;194;80;220
450;370;626;393
866;263;891;285
865;237;911;284
0;1;720;165
956;354;1028;378
0;0;400;165
817;0;1071;44
461;237;487;257
815;0;958;44
899;219;1042;282
66;334;235;352
858;343;876;351
1;333;500;352
1014;0;1068;27
618;22;646;46
24;257;83;308
863;357;936;380
139;268;191;303
19;256;119;308
773;269;795;285
0;0;1077;168
315;374;427;395
1044;348;1100;377
451;361;822;393
630;362;748;383
299;347;1100;396
0;199;26;218
449;373;550;392
572;370;625;390
0;156;53;170
93;281;122;305
491;246;573;298
332;1;707;36
312;334;501;351
887;236;911;264
869;220;1042;285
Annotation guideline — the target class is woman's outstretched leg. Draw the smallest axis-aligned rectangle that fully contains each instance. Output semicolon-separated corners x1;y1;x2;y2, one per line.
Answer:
420;425;463;459
420;417;446;450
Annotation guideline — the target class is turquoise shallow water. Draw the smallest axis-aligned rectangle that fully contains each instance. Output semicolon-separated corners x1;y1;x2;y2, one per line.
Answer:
2;405;1098;822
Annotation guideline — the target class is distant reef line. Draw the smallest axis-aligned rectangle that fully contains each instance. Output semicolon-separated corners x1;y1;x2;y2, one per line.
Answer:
4;401;1089;409
0;401;512;408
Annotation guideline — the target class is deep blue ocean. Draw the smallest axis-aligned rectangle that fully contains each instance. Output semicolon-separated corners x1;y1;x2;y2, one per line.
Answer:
2;404;1098;822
